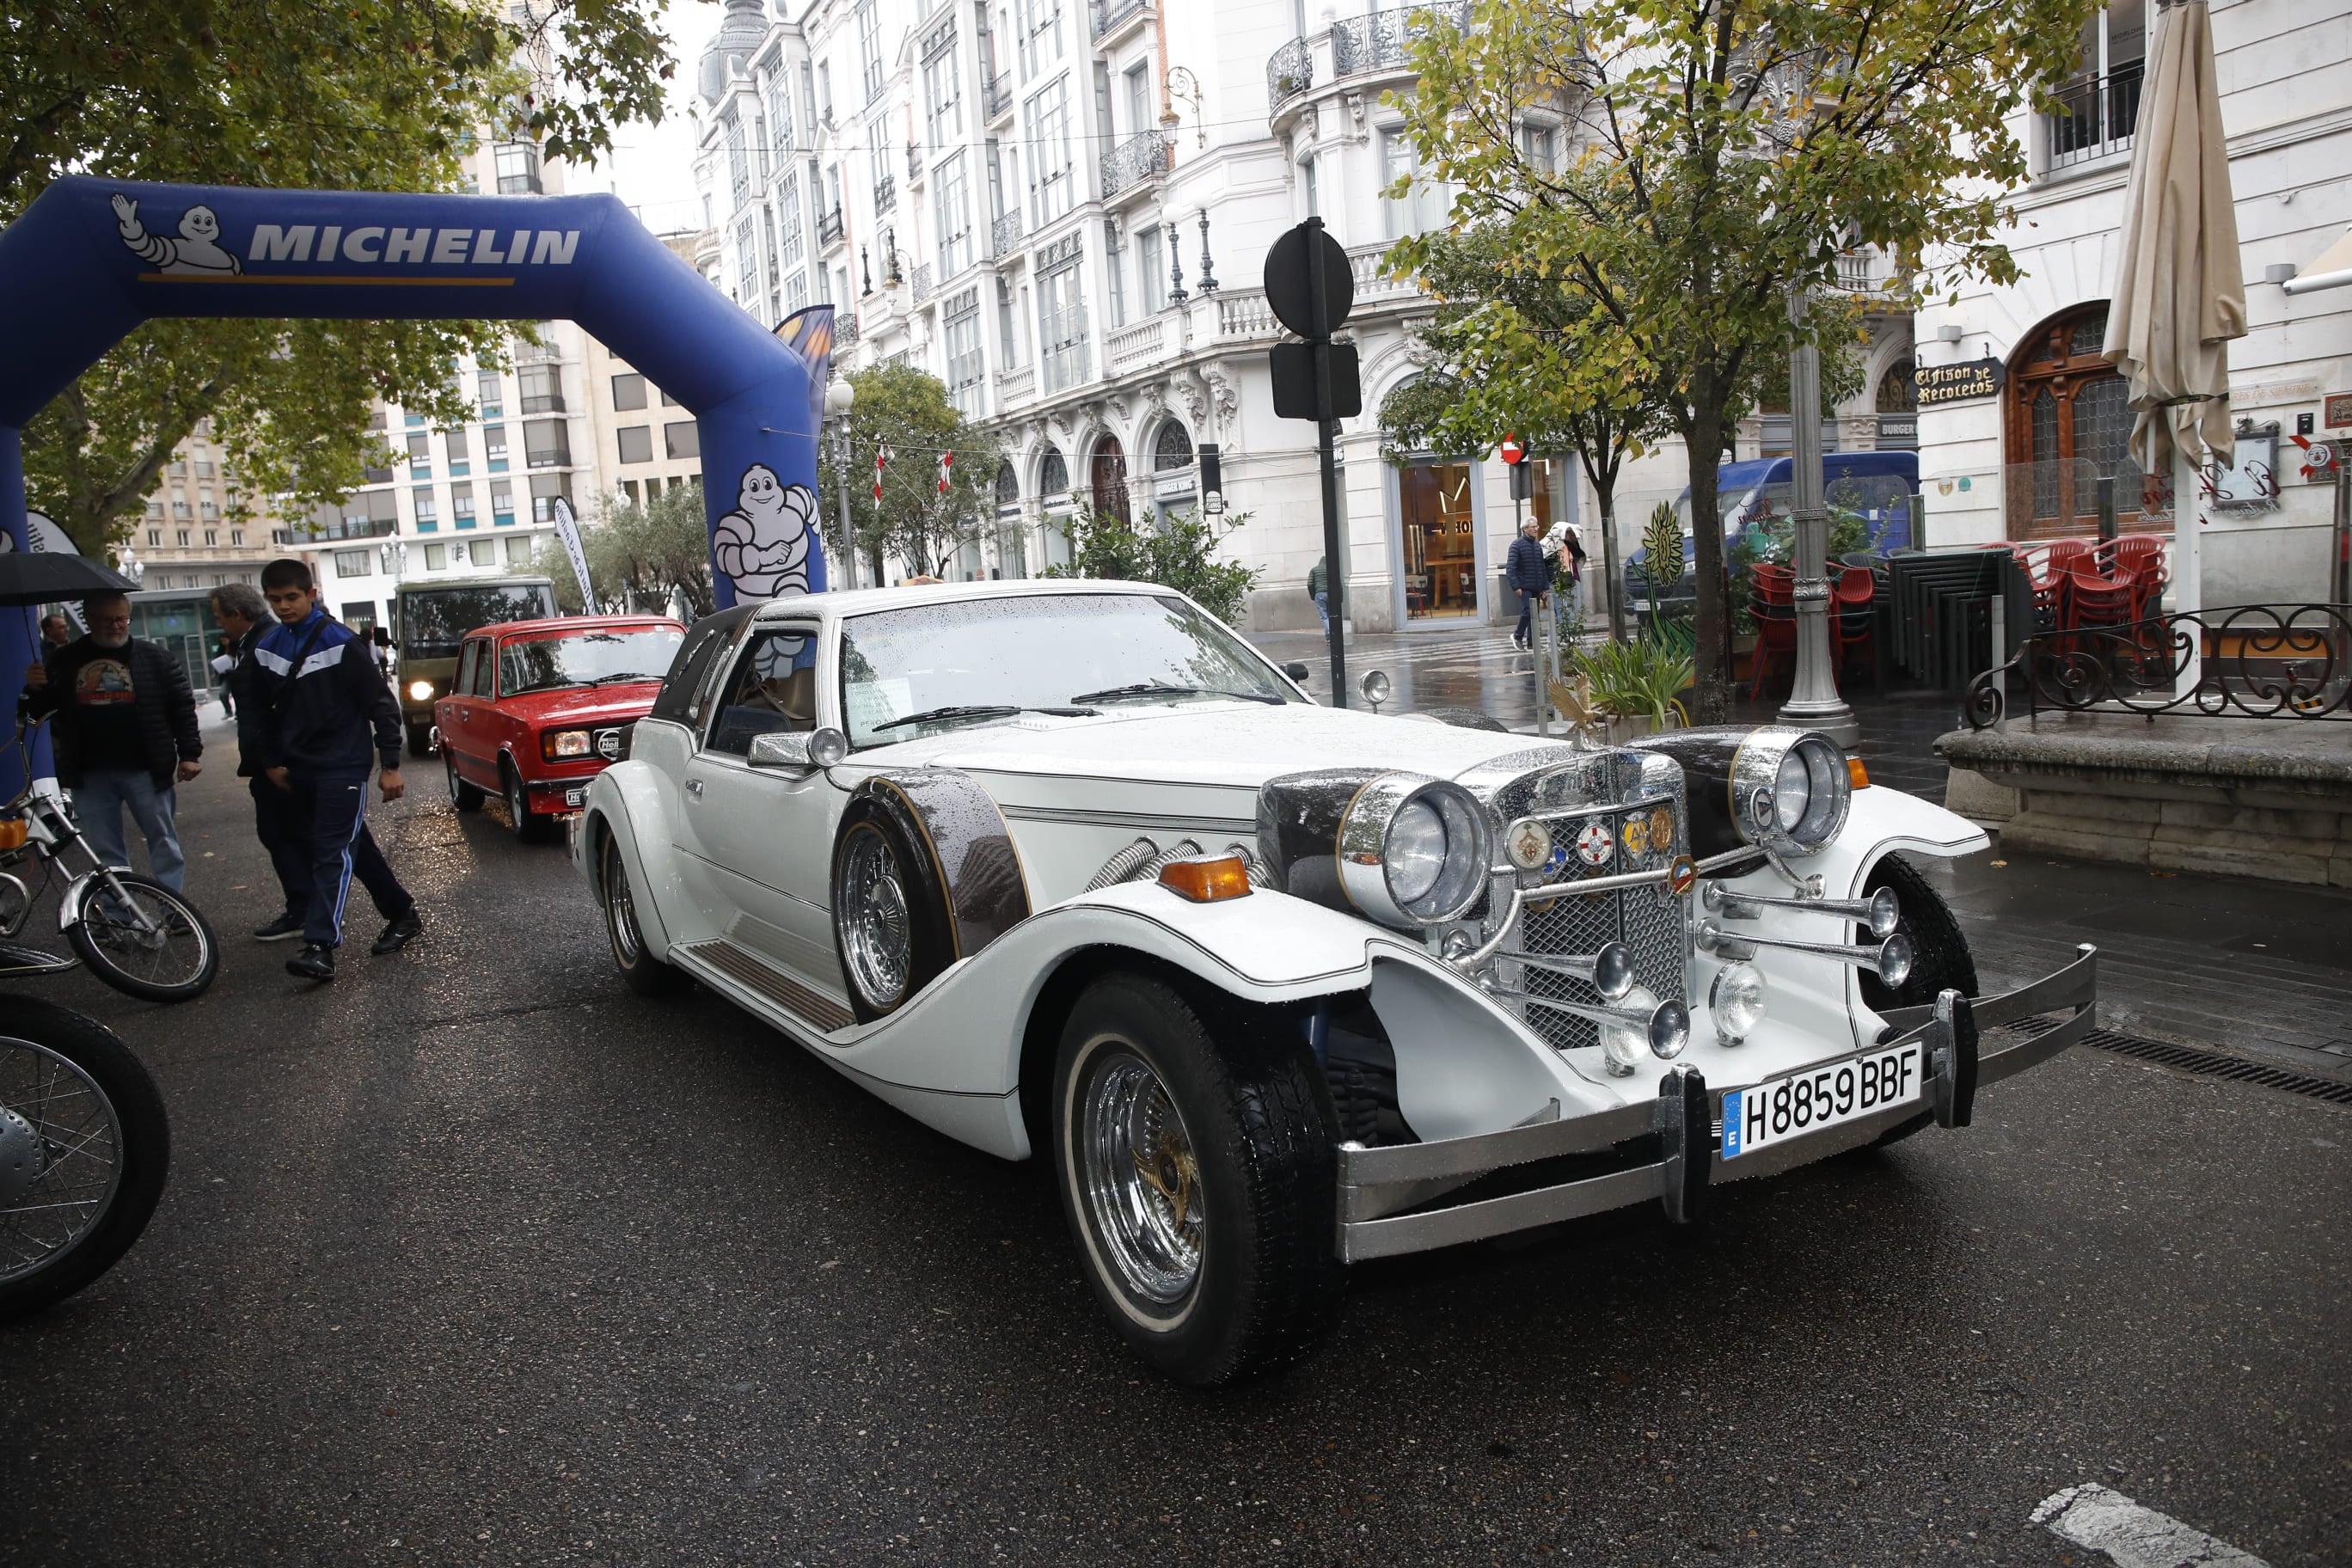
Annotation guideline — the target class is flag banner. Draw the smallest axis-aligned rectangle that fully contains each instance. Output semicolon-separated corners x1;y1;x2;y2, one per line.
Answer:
550;496;595;609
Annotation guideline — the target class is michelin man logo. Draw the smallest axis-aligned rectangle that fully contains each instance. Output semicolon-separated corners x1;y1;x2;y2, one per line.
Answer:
111;194;241;275
711;463;818;602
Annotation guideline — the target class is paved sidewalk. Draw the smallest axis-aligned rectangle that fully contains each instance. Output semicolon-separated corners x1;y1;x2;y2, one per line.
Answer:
1250;620;2352;1072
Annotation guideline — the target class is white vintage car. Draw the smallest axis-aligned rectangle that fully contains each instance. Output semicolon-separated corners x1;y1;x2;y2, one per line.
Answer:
573;580;2096;1384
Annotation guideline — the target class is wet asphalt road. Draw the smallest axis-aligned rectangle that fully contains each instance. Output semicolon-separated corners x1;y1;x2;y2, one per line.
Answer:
2;720;2347;1568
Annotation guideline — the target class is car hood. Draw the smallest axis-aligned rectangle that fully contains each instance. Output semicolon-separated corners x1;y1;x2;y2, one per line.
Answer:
858;702;1560;791
494;683;663;726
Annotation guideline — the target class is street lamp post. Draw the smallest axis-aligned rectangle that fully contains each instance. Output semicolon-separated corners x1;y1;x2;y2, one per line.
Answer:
1775;285;1859;748
825;377;857;588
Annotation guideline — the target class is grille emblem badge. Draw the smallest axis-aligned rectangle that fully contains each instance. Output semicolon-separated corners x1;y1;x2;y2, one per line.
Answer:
1505;818;1552;871
1574;820;1614;867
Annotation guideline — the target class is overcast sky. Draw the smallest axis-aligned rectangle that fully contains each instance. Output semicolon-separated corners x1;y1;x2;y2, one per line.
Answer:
570;0;731;235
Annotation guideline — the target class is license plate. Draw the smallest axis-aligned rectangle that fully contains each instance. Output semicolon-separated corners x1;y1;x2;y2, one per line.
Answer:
564;787;586;807
1721;1043;1924;1159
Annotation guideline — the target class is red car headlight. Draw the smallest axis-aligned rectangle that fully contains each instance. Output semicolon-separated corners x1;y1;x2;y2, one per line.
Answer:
541;729;593;761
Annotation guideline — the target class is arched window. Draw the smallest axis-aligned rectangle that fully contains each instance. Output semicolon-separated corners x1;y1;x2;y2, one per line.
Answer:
1152;420;1193;472
1876;359;1916;413
1038;444;1068;497
2004;302;2142;539
1090;436;1130;524
994;460;1019;508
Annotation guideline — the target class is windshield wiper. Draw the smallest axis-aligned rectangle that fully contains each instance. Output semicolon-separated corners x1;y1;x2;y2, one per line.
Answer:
588;672;659;685
1068;681;1283;707
873;704;1101;733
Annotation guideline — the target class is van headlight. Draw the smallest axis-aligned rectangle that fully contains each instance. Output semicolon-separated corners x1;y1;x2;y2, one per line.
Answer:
1336;773;1491;929
407;679;435;702
1730;730;1852;856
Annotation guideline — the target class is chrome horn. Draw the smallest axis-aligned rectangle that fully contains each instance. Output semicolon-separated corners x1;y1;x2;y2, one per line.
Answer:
1698;921;1915;988
1504;940;1637;1001
1702;880;1901;940
1480;982;1692;1058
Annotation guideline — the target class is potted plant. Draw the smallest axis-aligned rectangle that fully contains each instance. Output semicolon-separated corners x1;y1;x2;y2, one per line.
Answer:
1567;635;1695;743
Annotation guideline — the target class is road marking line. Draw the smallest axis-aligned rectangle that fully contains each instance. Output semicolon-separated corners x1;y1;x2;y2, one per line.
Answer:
2031;1484;2269;1568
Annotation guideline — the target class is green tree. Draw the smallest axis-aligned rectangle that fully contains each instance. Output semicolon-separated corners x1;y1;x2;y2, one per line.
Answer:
534;482;716;616
1393;0;2094;716
6;0;679;552
1381;218;1860;643
815;364;1000;582
1040;501;1263;627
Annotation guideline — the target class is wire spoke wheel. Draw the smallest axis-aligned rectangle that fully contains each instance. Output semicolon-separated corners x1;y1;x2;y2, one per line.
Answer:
70;873;217;1003
0;1036;126;1289
1077;1049;1206;1308
837;825;911;1011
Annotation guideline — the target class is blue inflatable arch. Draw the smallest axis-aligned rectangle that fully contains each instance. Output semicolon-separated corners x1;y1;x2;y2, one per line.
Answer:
0;175;833;759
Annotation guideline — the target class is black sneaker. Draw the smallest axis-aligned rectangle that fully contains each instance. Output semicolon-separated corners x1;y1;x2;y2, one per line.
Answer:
253;911;305;942
371;910;422;956
286;942;336;982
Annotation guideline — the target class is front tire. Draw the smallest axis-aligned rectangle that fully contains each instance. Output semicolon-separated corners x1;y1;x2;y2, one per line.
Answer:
0;999;170;1319
68;873;219;1003
1859;854;1979;1148
600;831;684;996
502;760;554;843
1051;971;1344;1386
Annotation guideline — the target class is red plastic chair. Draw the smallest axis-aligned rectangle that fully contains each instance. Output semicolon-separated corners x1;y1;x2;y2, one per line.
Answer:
1832;565;1877;682
2110;535;2168;604
2045;538;2096;579
1748;564;1798;701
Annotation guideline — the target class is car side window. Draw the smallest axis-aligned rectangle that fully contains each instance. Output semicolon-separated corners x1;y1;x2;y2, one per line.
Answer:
703;628;819;757
454;640;477;698
473;641;498;698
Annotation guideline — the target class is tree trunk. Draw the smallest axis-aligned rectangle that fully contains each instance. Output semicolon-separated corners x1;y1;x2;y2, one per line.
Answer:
1596;488;1626;642
1686;365;1730;723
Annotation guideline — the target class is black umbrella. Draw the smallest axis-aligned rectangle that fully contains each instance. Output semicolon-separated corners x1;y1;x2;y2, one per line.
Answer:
0;548;140;609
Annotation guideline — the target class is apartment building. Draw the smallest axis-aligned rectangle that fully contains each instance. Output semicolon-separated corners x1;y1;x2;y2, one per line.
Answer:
124;419;278;597
1911;0;2351;605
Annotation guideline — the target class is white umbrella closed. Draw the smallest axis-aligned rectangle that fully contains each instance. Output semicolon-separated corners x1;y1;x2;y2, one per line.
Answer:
2102;0;2245;693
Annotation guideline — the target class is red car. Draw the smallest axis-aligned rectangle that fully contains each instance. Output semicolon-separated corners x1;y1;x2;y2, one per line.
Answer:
433;615;687;841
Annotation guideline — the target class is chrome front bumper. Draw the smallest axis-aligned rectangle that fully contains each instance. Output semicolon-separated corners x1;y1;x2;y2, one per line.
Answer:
1334;944;2099;1263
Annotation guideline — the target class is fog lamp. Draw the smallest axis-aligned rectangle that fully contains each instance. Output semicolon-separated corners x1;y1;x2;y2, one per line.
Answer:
1708;960;1767;1044
1600;985;1691;1074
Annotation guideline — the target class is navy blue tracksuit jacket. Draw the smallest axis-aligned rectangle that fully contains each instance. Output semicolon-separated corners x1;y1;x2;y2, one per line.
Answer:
248;609;413;946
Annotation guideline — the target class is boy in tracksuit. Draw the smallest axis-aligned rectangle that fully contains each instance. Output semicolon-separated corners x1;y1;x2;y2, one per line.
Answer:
251;558;423;981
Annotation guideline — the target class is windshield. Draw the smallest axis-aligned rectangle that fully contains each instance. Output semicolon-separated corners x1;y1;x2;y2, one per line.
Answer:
398;584;557;661
498;628;684;697
838;592;1300;748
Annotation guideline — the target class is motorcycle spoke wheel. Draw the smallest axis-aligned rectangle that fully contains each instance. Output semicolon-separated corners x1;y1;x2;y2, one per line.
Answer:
0;1038;126;1288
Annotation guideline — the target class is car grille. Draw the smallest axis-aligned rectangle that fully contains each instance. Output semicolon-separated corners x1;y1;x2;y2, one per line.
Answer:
1486;749;1692;1054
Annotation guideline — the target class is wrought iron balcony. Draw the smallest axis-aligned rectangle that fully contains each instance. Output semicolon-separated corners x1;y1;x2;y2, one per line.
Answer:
835;313;861;347
1089;0;1148;41
818;206;845;248
907;141;922;181
873;175;897;214
2047;65;2141;172
1099;129;1171;200
1267;38;1313;107
912;263;934;303
1332;3;1468;77
990;210;1024;259
984;71;1014;122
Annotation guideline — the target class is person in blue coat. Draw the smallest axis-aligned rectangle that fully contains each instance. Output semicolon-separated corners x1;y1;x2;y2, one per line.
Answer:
249;558;422;981
1505;519;1550;650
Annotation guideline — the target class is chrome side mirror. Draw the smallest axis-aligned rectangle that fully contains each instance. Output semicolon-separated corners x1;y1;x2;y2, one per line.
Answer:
748;727;848;771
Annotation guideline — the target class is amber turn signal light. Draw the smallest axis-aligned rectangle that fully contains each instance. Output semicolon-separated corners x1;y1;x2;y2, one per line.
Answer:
1157;854;1253;903
0;818;26;850
1847;757;1871;789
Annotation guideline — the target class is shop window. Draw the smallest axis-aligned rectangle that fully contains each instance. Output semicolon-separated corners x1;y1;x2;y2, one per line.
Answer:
2002;302;2150;538
1398;462;1478;621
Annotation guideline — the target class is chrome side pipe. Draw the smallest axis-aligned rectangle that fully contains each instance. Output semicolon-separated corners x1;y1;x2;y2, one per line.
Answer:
1698;921;1914;987
1702;880;1901;940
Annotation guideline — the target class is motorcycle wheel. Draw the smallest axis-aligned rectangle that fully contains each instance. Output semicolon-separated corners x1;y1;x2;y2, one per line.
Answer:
0;998;170;1318
68;873;221;1004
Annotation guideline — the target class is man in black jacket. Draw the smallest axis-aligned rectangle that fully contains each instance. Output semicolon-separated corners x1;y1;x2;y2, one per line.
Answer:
21;591;201;890
1505;519;1550;650
249;559;420;981
210;581;311;940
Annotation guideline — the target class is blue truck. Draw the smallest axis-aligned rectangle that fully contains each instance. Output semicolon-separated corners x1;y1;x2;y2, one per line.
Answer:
1626;451;1920;613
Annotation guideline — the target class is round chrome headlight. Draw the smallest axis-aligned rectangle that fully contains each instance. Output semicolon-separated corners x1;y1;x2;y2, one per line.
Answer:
1708;960;1768;1044
1337;773;1491;930
1730;729;1852;856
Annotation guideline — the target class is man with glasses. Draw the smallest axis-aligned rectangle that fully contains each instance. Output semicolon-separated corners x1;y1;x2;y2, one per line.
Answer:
20;590;203;891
